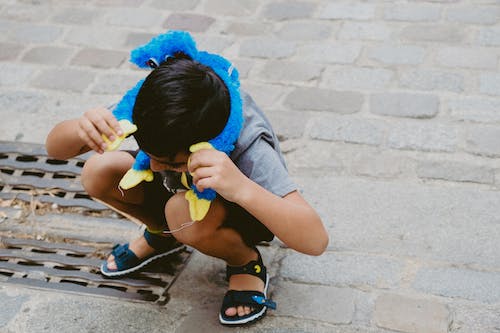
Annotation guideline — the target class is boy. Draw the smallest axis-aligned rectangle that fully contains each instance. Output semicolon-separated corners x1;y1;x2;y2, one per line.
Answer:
46;54;328;325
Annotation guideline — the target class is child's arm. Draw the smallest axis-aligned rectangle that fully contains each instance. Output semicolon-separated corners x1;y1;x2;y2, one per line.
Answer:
189;150;329;256
46;107;122;160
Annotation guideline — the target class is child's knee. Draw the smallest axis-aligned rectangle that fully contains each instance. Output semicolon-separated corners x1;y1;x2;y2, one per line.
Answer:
165;193;226;246
81;153;118;198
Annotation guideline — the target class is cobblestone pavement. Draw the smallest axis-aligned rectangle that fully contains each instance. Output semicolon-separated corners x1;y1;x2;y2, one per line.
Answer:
1;0;500;332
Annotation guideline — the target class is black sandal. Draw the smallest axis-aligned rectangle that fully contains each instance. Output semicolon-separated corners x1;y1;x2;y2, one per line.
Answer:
219;248;276;325
100;228;184;277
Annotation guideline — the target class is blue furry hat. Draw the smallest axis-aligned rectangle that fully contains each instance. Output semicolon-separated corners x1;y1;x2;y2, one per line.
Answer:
104;30;243;222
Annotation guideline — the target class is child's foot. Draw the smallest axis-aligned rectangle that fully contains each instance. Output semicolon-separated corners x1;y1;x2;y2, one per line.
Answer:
100;229;185;277
219;248;276;325
225;270;265;317
105;235;155;271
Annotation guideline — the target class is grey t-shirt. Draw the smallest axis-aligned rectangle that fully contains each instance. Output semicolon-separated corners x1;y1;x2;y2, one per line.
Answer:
162;91;297;198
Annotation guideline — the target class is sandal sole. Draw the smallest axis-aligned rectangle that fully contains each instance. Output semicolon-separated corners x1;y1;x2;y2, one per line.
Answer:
100;244;185;277
219;274;270;325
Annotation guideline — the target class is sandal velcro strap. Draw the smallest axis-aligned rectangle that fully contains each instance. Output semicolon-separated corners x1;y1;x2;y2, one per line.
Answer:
111;244;140;271
222;290;273;309
226;250;267;284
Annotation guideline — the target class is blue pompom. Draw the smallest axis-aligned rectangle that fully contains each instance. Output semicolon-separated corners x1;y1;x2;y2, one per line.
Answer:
130;30;198;69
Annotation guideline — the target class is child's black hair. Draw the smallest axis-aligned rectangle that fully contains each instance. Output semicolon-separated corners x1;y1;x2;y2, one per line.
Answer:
132;56;230;159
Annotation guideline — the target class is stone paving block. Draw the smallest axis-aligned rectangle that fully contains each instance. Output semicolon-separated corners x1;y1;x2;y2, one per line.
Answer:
399;69;464;92
242;83;285;108
478;26;500;46
149;0;199;10
466;125;500;157
7;23;62;43
400;24;464;43
22;46;74;65
124;32;156;47
193;35;233;53
94;0;144;6
384;3;442;21
297;43;362;64
0;291;29;327
413;267;500;304
294;176;500;268
240;38;295;59
323;67;394;90
351;150;408;179
309;116;386;146
71;48;127;68
0;287;183;333
277;21;332;41
31;69;95;93
447;96;500;123
202;0;259;17
0;91;47;115
417;160;495;184
105;8;163;28
480;73;500;96
285;88;363;113
371;93;439;119
0;63;36;86
1;3;53;22
233;59;253;79
446;6;500;24
262;1;317;21
266;110;309;140
284;141;345;176
368;45;425;65
65;27;127;49
224;21;272;36
435;47;497;69
338;22;392;41
91;73;145;95
164;13;215;33
387;123;457;152
374;293;450;333
318;3;377;20
281;252;402;288
260;60;323;83
0;42;23;61
51;7;101;25
451;303;500;333
273;281;355;324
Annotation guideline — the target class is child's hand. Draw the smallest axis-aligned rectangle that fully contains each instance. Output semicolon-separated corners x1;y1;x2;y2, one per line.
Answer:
188;149;249;203
77;107;123;154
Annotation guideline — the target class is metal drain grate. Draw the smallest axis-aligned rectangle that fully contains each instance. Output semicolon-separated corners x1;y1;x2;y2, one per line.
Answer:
0;237;191;305
0;141;192;304
0;141;105;211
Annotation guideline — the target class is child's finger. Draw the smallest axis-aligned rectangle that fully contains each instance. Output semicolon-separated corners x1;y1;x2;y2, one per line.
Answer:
191;166;215;185
80;118;106;151
193;176;214;192
87;110;116;141
103;110;123;136
78;128;103;154
188;150;222;172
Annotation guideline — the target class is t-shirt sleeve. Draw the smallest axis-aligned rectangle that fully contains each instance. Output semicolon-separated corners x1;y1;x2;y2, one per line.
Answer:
234;137;297;198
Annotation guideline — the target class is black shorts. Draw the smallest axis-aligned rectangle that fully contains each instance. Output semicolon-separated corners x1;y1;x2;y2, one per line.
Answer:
127;151;274;247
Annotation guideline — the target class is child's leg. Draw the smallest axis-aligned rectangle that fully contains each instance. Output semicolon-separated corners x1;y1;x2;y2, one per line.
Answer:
81;151;168;270
165;193;264;318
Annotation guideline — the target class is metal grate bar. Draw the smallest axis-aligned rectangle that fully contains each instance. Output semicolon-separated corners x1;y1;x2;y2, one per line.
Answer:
0;156;84;174
0;192;105;210
0;249;103;267
2;238;95;254
0;261;166;288
0;238;191;304
4;278;156;302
